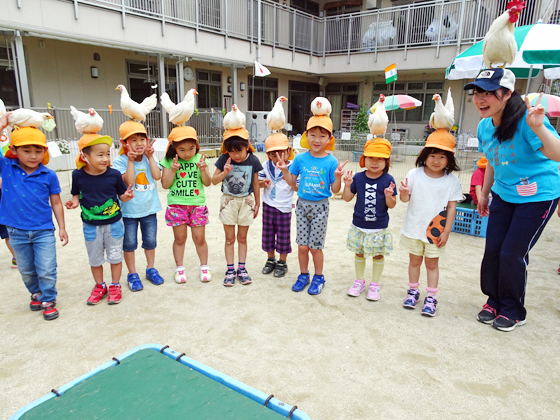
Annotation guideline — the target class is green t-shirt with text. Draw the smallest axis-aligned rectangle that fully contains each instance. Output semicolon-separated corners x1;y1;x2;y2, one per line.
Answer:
160;154;206;206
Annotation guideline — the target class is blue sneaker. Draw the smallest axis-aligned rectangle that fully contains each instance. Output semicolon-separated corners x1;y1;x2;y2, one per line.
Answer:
146;268;164;285
421;296;438;317
308;274;325;295
127;273;144;292
292;273;310;292
403;288;420;309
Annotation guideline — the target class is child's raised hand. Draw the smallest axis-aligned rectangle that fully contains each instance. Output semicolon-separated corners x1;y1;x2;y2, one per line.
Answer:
263;179;272;187
197;153;208;171
64;199;79;210
171;154;181;172
275;152;287;170
525;92;546;130
223;157;233;175
384;181;395;197
399;178;409;195
145;138;156;157
0;111;12;131
121;184;135;201
343;170;354;185
335;158;348;178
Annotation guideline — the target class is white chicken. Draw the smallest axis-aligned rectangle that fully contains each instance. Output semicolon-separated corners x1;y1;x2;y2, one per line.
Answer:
70;106;103;134
368;94;389;138
160;88;198;126
267;96;287;133
8;109;54;129
116;84;157;122
482;0;526;68
223;104;246;130
310;97;332;117
429;88;455;131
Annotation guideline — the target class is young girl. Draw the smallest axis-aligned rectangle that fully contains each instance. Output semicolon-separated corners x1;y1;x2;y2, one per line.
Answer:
160;126;211;284
343;139;396;301
398;129;463;317
212;116;262;287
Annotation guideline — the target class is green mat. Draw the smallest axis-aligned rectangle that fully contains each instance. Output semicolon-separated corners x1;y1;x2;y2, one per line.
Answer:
20;349;286;419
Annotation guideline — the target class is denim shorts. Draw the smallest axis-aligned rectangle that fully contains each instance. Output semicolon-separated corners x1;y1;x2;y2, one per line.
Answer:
83;220;125;266
123;214;158;252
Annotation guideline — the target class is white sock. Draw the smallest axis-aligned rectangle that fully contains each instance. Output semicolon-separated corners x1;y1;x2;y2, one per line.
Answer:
175;266;185;272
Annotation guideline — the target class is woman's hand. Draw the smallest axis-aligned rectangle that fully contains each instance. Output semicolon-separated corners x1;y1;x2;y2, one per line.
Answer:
525;92;546;130
477;195;490;217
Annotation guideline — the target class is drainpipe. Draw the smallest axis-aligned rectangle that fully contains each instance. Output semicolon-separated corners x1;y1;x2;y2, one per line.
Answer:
232;64;238;106
158;54;168;137
257;0;262;64
13;31;31;108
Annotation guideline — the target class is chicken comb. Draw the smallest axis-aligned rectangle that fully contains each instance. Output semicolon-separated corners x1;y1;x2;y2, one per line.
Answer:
507;0;525;10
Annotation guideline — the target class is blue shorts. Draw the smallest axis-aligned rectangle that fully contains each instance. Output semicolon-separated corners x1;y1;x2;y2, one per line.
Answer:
123;214;158;252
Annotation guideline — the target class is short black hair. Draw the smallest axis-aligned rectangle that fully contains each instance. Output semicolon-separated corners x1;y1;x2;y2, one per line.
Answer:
415;147;460;174
223;137;252;153
165;139;199;160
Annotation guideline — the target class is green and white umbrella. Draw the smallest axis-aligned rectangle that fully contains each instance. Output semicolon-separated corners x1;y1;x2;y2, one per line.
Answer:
446;23;560;80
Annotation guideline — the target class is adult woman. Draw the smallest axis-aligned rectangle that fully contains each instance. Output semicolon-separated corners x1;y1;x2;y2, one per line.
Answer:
464;68;560;332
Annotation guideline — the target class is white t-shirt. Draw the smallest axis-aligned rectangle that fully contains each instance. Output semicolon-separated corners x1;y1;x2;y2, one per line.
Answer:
258;160;295;213
401;167;463;243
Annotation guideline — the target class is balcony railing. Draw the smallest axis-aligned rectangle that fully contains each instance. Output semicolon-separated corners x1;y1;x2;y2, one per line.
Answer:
78;0;553;59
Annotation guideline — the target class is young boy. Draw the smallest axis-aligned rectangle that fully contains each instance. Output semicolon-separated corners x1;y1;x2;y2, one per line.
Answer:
0;119;68;321
258;133;297;278
112;121;163;292
277;108;346;295
65;133;134;305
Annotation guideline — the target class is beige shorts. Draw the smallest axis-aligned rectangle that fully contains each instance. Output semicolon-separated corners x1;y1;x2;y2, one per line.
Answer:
400;234;445;258
219;194;256;226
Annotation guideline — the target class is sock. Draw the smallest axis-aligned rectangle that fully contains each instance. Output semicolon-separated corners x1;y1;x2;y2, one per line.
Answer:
100;282;106;289
354;256;366;280
408;282;420;290
426;287;438;297
175;265;185;272
227;264;235;273
278;259;286;264
238;262;246;272
371;257;385;284
267;257;276;262
200;265;209;270
111;282;121;287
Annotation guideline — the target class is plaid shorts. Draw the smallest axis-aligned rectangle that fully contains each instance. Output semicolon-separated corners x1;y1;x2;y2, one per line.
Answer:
262;202;292;255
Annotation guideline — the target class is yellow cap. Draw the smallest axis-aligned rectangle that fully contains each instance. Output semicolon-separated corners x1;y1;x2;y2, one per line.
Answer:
76;133;113;169
477;156;488;169
359;139;391;168
265;133;294;160
166;126;198;153
425;129;456;154
119;121;148;155
300;115;335;151
6;127;49;164
221;128;256;154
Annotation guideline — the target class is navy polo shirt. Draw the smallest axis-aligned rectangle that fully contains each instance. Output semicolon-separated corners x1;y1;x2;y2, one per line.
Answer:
0;155;61;230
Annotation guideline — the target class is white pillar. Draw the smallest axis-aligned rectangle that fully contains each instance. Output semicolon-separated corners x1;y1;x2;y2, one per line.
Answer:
158;54;168;137
13;31;31;108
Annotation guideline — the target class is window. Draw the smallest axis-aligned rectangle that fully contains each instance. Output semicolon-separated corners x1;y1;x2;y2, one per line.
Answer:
248;77;278;111
372;81;443;122
197;70;222;109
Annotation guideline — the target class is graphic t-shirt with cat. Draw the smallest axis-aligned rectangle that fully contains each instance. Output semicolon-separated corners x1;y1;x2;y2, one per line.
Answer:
215;153;263;197
161;153;206;206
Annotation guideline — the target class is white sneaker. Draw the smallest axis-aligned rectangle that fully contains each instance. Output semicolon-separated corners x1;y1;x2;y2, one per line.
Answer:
200;266;212;282
174;267;187;284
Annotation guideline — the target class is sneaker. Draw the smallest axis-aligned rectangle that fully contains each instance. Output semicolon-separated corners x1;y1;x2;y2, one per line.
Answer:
273;261;288;278
42;302;59;321
292;273;310;292
262;259;276;275
347;279;365;297
30;293;42;311
200;266;212;282
403;288;420;309
11;258;17;269
558;265;560;275
308;275;325;295
492;315;526;332
107;284;122;305
367;282;380;301
477;303;498;324
223;270;235;287
87;284;108;305
146;268;164;285
421;296;438;317
127;273;144;292
174;268;187;284
237;268;252;285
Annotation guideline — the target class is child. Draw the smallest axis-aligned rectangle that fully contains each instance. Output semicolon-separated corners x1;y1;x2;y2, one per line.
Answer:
161;126;211;284
398;129;463;316
65;133;134;305
277;101;346;295
470;156;487;206
0;121;68;321
342;139;396;300
113;121;164;291
258;133;297;278
212;118;262;286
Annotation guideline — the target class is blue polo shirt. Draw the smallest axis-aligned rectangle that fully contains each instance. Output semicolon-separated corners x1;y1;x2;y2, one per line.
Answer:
0;155;61;230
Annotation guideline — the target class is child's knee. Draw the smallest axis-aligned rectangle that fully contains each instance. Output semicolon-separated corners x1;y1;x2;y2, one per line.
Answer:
424;257;439;270
236;233;247;244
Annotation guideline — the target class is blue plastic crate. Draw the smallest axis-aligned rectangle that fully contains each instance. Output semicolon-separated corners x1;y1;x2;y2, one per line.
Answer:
452;206;488;238
352;150;361;162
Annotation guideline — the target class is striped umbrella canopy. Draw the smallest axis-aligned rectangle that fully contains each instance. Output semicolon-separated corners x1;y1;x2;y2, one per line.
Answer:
367;95;422;113
446;23;560;80
521;93;560;117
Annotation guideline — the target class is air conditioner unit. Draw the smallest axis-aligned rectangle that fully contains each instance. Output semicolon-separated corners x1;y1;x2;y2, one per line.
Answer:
366;0;379;9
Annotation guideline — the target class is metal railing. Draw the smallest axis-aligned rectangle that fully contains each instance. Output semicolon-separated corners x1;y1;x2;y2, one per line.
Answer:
78;0;550;58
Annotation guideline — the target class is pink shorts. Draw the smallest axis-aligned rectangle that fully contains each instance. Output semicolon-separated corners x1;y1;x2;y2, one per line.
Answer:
165;205;209;227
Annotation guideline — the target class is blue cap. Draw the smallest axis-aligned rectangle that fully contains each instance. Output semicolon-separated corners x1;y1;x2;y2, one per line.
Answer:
463;68;516;92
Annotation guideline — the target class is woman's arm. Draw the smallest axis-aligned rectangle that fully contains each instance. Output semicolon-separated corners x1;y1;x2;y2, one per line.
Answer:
526;94;560;161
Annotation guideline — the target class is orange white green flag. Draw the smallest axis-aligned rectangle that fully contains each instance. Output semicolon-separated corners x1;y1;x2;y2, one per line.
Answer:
385;64;397;84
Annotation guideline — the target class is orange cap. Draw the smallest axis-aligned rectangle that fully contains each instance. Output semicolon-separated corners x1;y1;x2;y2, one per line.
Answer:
359;139;391;168
119;121;148;155
265;133;294;160
76;133;113;169
167;126;199;153
425;129;456;154
5;127;49;165
300;115;335;151
477;156;488;169
221;128;255;154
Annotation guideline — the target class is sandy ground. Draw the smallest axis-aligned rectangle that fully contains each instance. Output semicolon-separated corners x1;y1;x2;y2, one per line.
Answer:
2;156;560;419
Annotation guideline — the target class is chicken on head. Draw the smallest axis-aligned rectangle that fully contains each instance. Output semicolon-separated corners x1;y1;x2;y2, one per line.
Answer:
267;95;288;133
368;94;389;138
429;88;454;131
8;109;54;129
311;97;332;117
161;88;198;126
116;84;157;122
223;104;246;130
70;106;104;134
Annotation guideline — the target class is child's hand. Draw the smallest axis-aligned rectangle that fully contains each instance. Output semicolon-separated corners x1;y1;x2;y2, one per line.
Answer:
437;231;449;248
253;201;260;219
275;152;288;170
384;182;395;197
145;138;156;157
0;111;12;131
343;170;354;185
263;179;272;187
197;153;208;171
171;154;181;172
59;228;69;246
64;199;79;210
335;158;349;178
399;178;409;196
121;184;135;201
223;157;233;175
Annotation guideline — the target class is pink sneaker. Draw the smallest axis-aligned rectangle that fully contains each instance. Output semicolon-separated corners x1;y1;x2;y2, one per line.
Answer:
347;279;365;297
367;282;380;301
174;267;187;284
